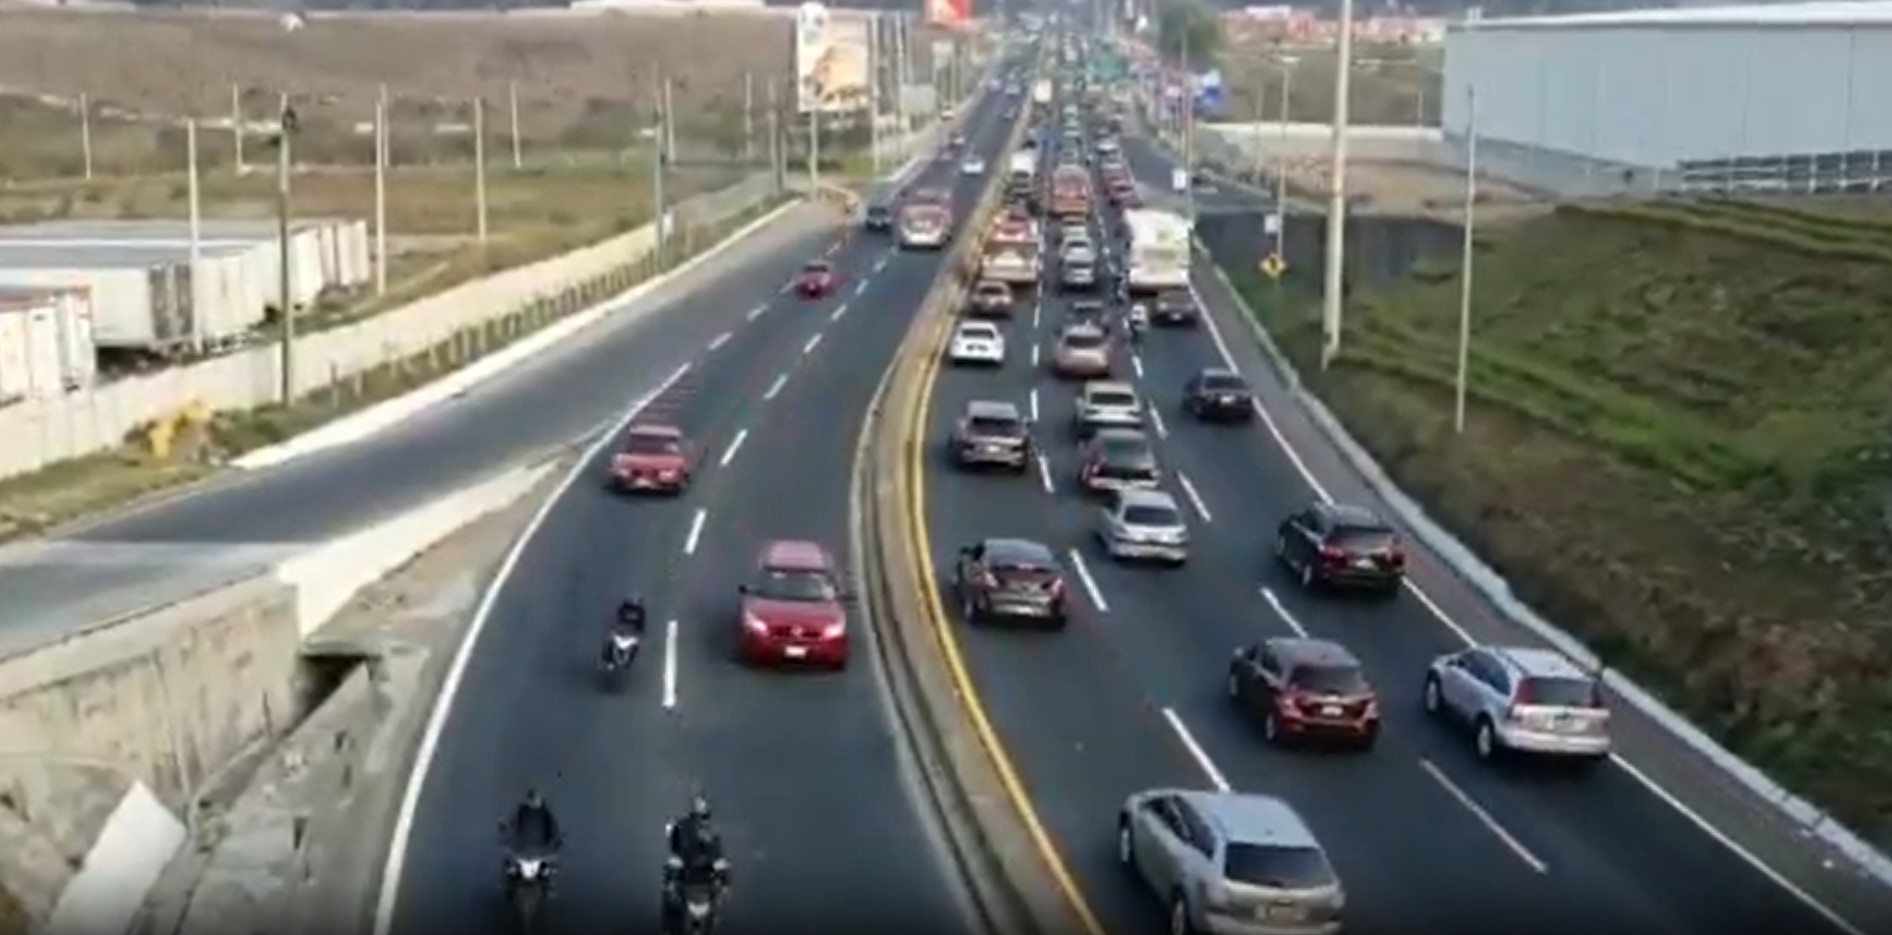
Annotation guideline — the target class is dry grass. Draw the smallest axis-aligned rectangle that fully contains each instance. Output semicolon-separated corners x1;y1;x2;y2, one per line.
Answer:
0;888;23;935
0;8;831;179
1219;40;1443;127
1229;198;1892;839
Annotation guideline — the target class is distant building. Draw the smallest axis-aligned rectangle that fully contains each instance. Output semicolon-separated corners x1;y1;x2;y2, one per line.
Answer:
1443;1;1892;195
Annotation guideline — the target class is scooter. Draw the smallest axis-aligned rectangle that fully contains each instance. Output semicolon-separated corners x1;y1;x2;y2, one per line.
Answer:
600;630;642;692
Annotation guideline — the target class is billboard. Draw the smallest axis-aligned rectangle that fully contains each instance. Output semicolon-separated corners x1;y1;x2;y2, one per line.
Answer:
926;0;972;28
796;3;872;114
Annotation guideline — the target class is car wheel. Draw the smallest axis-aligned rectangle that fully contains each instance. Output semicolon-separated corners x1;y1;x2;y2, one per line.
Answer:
1299;560;1315;590
1422;675;1444;716
1475;718;1500;760
1168;892;1193;935
1273;533;1287;560
1116;819;1135;868
1262;710;1281;745
959;590;977;623
1224;671;1240;699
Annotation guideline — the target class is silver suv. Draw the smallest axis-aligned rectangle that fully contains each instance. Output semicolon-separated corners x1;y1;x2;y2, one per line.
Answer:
1097;488;1188;565
1422;644;1611;765
1118;789;1344;935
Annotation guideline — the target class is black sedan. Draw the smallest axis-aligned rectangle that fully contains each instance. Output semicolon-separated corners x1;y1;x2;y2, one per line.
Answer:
863;203;895;232
1183;369;1255;422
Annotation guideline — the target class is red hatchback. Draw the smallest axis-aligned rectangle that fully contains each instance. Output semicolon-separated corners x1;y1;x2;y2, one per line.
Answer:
608;425;692;494
737;540;851;668
795;260;837;298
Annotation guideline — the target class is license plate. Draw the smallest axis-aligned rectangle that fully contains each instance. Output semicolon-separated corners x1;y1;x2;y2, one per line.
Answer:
1321;705;1342;717
982;445;1004;454
1353;557;1374;569
784;646;809;659
1218;395;1234;404
1261;904;1304;922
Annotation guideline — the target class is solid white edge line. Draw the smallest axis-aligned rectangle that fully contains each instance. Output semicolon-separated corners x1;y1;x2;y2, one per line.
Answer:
1160;708;1232;792
763;373;789;401
662;618;680;710
1036;454;1055;495
682;508;708;555
803;332;824;355
370;361;690;935
1066;548;1109;613
1257;587;1309;638
1418;758;1550;874
1175;471;1212;523
706;331;732;352
1192;256;1876;935
718;429;748;468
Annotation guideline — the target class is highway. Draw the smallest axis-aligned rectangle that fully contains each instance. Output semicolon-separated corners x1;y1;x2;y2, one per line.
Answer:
910;115;1868;933
376;87;1018;934
0;182;860;648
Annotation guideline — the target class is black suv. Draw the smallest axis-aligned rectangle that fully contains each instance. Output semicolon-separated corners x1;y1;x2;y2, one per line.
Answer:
1153;289;1199;326
1183;369;1254;422
863;203;894;232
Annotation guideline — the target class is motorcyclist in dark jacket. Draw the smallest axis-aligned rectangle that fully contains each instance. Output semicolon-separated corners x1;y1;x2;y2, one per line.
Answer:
509;788;563;853
662;795;730;930
603;595;647;665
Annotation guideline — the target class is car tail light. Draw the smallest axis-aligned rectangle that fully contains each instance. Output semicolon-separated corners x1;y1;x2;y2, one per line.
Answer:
821;622;845;639
1276;690;1305;713
742;613;768;634
1386;540;1407;567
1319;545;1348;565
1363;698;1380;719
1048;577;1066;597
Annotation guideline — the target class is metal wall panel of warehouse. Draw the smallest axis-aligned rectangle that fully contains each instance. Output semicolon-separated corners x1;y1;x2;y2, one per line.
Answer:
1440;14;1892;171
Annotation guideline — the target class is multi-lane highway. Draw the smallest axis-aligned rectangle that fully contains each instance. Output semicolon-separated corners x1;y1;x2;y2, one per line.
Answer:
375;86;1020;935
913;107;1871;934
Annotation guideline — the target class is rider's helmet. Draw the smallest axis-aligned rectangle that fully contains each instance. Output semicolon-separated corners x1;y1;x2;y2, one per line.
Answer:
523;787;544;809
689;793;712;822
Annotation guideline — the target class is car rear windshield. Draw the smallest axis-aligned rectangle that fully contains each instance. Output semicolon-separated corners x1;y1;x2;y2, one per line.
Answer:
1101;437;1151;460
751;568;837;602
978;283;1011;296
968;416;1024;436
1091;390;1137;407
1159;293;1193;309
1122;505;1181;527
1201;375;1247;392
993;563;1059;586
959;325;999;339
1520;676;1602;708
1289;663;1369;695
1223;844;1336;889
622;435;681;455
1064;332;1106;349
1332;525;1395;551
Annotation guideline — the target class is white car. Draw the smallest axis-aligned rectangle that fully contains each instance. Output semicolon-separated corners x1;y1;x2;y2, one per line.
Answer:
961;156;987;176
949;320;1006;366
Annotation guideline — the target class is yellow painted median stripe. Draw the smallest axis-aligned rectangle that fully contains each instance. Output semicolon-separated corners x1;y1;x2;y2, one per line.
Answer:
901;312;1109;935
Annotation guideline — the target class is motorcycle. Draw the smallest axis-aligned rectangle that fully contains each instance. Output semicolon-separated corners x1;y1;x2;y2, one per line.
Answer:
661;826;729;935
600;630;642;690
501;847;557;930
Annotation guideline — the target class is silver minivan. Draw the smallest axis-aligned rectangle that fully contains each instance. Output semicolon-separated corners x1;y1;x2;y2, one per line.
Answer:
1118;789;1344;935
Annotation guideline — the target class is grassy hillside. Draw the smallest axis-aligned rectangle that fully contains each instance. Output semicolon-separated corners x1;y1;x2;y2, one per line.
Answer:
1217;41;1443;127
1229;196;1892;839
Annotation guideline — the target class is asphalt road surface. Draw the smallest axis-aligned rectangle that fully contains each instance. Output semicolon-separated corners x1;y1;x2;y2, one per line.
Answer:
379;89;1020;935
913;116;1871;934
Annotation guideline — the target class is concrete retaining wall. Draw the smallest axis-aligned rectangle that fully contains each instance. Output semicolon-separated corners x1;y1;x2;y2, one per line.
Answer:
0;174;777;482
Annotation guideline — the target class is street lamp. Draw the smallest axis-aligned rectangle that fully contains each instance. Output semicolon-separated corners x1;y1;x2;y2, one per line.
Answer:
274;102;300;404
1320;0;1356;371
1270;54;1298;262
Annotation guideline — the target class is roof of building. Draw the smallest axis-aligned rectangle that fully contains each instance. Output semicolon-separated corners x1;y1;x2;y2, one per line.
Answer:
1455;0;1892;30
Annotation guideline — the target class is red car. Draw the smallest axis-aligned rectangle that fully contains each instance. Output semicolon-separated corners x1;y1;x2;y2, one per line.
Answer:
795;260;837;298
737;540;852;668
607;424;692;494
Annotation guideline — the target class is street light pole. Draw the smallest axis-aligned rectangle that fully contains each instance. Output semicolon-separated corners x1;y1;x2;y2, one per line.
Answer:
1319;0;1356;370
1274;57;1295;262
1454;84;1479;435
275;103;300;404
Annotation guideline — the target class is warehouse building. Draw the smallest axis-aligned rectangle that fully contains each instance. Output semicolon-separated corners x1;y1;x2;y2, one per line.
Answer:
1441;1;1892;196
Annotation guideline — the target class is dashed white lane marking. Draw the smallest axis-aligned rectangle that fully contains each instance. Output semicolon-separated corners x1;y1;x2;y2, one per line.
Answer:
1148;407;1168;439
823;240;843;257
683;508;708;556
1028;388;1040;422
1176;471;1212;523
874;255;890;273
707;331;732;352
1030;343;1041;368
747;304;767;322
662;619;680;710
1067;548;1109;613
1131;354;1144;379
1036;454;1055;495
853;280;869;297
1031;302;1042;330
718;429;748;468
803;333;824;355
831;302;850;322
763;373;789;401
1162;708;1231;792
779;283;794;295
1419;758;1551;874
1258;586;1310;638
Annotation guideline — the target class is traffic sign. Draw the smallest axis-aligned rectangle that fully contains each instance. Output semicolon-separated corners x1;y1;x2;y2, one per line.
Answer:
1260;252;1286;280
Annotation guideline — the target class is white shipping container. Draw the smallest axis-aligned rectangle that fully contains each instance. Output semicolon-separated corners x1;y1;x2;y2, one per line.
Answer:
317;222;341;287
50;288;97;390
0;308;28;401
20;300;60;398
342;221;371;288
291;227;325;306
0;265;172;350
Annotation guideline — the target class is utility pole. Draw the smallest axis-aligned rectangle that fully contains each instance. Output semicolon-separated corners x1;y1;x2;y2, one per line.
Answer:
808;85;820;191
1320;0;1356;370
78;92;93;182
186;117;203;356
767;78;783;194
663;77;676;171
1454;84;1479;436
869;14;883;174
1274;57;1295;262
509;80;523;170
275;103;300;404
374;91;388;296
1181;29;1195;224
231;83;246;175
652;71;670;257
743;71;755;165
473;97;489;246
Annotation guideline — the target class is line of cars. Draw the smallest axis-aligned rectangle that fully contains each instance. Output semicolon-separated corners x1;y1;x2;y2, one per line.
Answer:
936;33;1622;935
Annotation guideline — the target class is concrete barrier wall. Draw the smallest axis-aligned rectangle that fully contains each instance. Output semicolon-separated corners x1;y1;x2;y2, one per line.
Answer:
0;574;302;921
0;174;778;481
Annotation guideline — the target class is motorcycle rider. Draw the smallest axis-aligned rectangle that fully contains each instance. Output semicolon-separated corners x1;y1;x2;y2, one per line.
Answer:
663;794;730;928
1126;302;1149;346
604;594;647;666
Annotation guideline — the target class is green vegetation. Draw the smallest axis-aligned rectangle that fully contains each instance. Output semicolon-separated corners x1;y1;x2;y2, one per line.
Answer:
1153;0;1224;67
0;194;789;544
1228;199;1892;839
